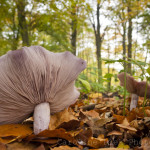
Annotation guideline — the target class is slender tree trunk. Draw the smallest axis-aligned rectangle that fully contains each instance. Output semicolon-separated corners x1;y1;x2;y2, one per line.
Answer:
16;0;30;46
122;23;127;70
96;3;102;83
145;47;148;65
11;8;19;50
107;45;111;91
127;5;132;75
91;2;107;84
71;3;77;55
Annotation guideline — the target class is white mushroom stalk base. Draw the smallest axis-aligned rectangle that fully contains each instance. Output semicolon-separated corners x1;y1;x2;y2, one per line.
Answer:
33;102;50;135
130;94;139;111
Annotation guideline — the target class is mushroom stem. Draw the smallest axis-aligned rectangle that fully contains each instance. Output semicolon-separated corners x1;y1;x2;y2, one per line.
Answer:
34;102;50;135
130;94;139;111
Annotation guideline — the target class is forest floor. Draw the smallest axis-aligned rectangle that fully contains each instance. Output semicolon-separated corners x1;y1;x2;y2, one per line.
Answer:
0;93;150;150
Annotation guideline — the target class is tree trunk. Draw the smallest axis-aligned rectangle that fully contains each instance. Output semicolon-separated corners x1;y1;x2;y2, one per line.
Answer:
16;0;30;46
11;8;19;50
127;5;132;75
96;3;102;84
122;23;127;70
71;3;77;56
107;45;111;91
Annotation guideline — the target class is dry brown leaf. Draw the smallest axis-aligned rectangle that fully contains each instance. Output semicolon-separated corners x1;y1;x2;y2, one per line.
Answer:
0;124;32;138
113;114;125;124
0;137;17;145
0;124;32;144
0;143;6;150
145;109;150;117
49;109;78;130
78;111;89;124
33;144;45;150
56;120;83;131
82;110;100;119
75;128;92;145
103;98;115;102
68;129;83;137
89;93;102;99
95;107;108;114
130;120;139;129
126;111;137;122
89;148;130;150
144;117;150;124
7;142;37;150
94;117;113;128
51;145;80;150
26;128;78;146
95;104;106;109
87;137;108;148
141;137;150;150
32;138;58;144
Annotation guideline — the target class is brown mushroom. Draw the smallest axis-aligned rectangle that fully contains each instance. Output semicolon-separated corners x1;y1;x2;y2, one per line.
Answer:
118;72;150;110
116;123;137;142
107;130;122;136
107;130;122;147
0;46;86;134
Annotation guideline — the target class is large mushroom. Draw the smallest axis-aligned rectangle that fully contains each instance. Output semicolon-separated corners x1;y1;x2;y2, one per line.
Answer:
0;46;86;134
118;72;150;110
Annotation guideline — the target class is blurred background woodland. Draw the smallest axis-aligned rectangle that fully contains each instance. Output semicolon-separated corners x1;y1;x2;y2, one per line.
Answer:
0;0;150;94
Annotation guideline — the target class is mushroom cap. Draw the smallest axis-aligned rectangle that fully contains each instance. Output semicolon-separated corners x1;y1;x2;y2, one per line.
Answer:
118;72;150;98
107;130;122;136
118;72;137;94
116;124;137;132
0;46;86;124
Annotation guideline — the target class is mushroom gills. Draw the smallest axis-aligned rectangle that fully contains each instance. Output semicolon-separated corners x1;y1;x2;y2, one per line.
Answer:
33;102;50;135
130;94;139;111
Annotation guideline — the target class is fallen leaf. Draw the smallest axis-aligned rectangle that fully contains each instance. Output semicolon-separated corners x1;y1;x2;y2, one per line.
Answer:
143;117;150;124
26;129;78;146
89;93;102;99
75;128;92;145
126;111;137;122
32;138;58;144
82;110;100;119
89;148;130;150
94;117;113;128
117;141;130;149
0;124;32;144
130;120;139;129
68;129;83;137
49;109;77;130
141;137;150;150
0;137;17;144
113;114;125;124
51;145;80;150
56;120;82;131
0;143;6;150
33;144;45;150
7;142;36;150
87;137;108;148
0;124;32;137
95;104;106;109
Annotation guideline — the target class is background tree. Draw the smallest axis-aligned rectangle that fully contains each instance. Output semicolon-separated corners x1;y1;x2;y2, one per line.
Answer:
89;0;108;83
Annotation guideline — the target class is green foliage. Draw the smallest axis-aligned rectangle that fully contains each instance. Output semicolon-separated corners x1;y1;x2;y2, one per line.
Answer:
90;82;106;93
77;78;91;93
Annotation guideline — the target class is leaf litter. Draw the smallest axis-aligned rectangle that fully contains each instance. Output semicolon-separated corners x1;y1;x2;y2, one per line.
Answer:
1;93;150;149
